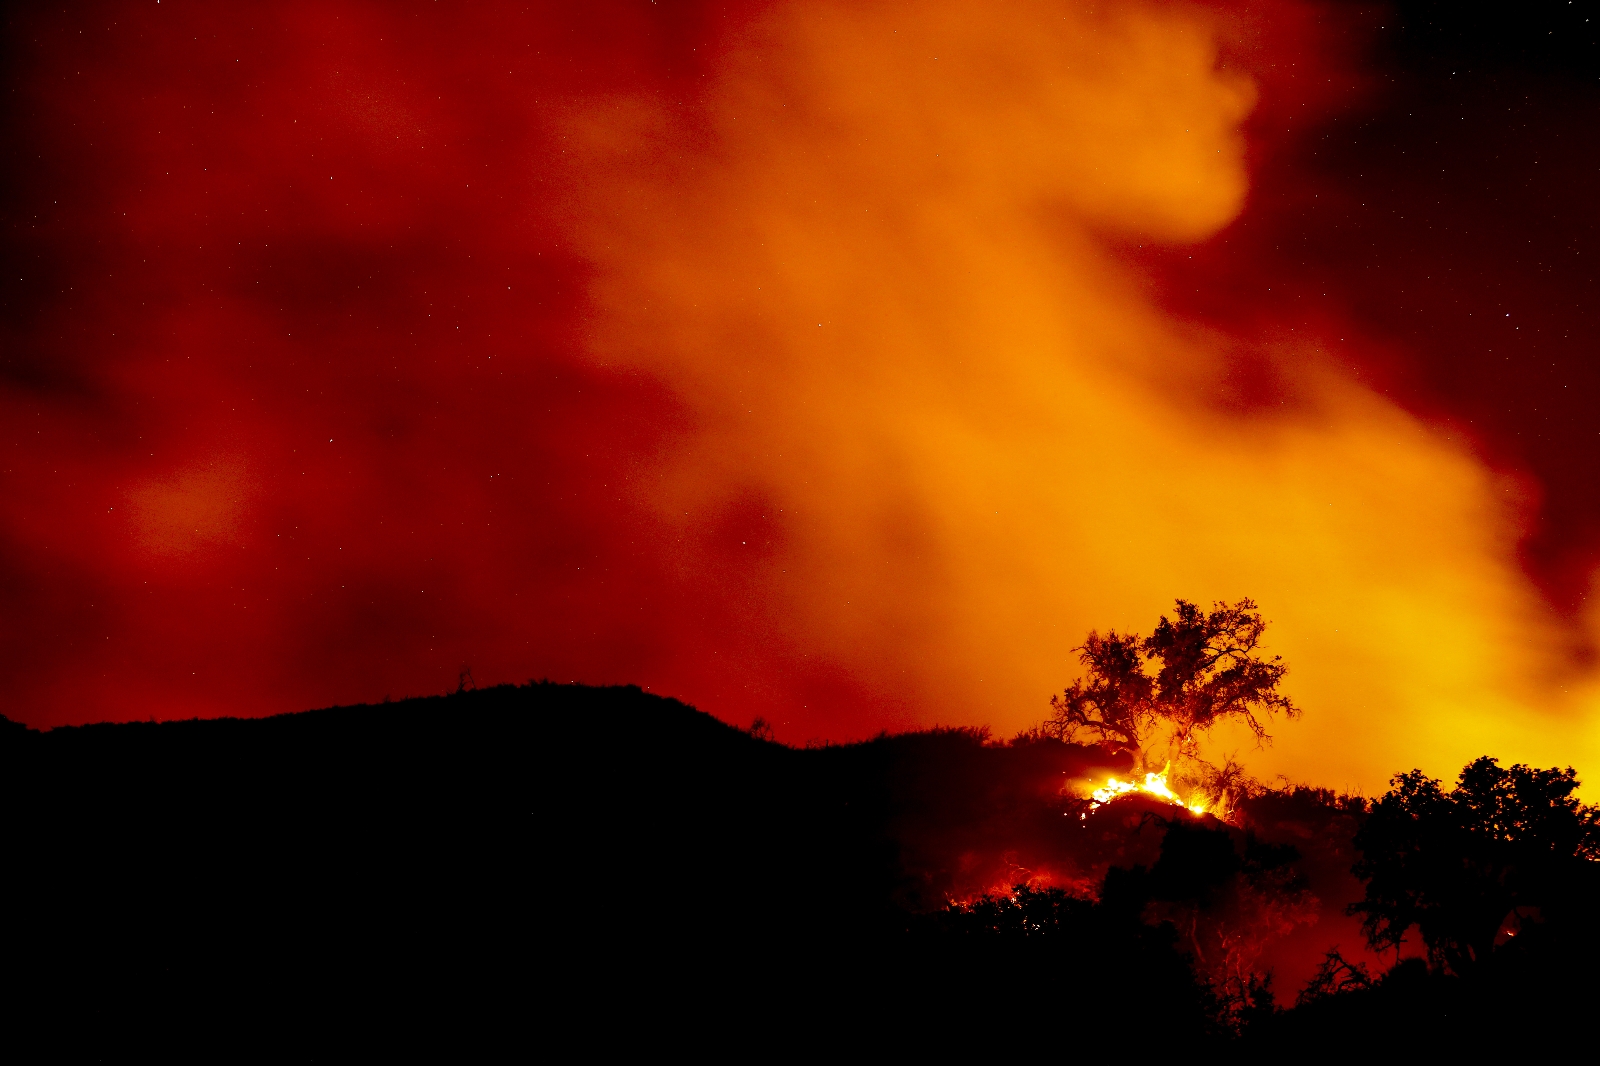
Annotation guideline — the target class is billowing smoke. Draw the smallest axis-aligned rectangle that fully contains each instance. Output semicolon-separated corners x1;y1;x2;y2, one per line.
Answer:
561;0;1591;789
1;1;1594;793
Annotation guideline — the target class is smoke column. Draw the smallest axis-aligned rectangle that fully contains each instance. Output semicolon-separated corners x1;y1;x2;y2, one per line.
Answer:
2;0;1596;792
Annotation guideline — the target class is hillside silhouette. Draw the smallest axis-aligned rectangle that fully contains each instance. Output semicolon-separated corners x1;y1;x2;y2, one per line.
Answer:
3;682;1596;1053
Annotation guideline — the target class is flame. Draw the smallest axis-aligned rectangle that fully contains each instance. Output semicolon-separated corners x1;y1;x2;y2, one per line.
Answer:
1085;765;1208;816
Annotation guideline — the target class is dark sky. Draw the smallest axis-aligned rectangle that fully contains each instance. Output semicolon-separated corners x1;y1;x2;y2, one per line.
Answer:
1154;0;1600;606
4;0;1600;756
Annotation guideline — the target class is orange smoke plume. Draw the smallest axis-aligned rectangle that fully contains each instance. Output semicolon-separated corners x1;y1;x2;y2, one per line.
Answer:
562;0;1595;792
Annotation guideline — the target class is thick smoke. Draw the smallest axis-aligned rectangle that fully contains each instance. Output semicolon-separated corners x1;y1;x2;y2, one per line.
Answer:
563;0;1592;787
0;1;1594;792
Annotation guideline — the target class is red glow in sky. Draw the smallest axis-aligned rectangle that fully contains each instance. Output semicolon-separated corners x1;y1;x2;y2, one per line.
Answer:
5;1;1600;793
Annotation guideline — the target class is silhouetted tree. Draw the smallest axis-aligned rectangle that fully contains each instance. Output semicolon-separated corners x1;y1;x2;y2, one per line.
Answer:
1351;756;1600;973
1045;599;1298;776
1295;949;1373;1006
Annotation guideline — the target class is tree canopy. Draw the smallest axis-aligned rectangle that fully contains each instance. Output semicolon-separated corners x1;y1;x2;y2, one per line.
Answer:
1351;756;1600;974
1044;598;1298;776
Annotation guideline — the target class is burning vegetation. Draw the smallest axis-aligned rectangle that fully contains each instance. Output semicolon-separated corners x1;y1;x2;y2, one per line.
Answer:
1086;765;1209;816
929;598;1600;1036
1046;599;1297;822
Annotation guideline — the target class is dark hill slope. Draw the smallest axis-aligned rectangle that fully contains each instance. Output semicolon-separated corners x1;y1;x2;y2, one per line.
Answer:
0;682;1213;1053
11;682;1599;1055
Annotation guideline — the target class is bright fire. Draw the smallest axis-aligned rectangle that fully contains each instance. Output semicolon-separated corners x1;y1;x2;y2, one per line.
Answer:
1085;765;1208;816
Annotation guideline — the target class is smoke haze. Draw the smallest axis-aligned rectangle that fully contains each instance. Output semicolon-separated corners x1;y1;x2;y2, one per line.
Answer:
3;0;1597;792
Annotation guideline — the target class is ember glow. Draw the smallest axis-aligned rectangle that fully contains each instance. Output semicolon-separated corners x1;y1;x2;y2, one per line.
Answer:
1087;767;1208;817
4;2;1600;795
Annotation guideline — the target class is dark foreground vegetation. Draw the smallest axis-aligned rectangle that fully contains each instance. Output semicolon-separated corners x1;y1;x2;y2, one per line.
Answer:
3;682;1597;1054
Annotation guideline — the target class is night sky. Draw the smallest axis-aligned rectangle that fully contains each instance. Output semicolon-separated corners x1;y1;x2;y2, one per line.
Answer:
5;0;1600;793
1162;1;1600;602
